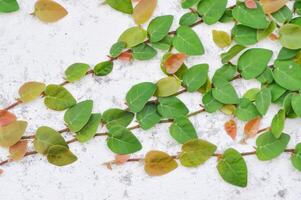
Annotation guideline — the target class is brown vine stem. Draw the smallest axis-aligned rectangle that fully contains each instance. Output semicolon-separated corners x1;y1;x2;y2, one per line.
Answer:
0;108;206;166
123;148;296;163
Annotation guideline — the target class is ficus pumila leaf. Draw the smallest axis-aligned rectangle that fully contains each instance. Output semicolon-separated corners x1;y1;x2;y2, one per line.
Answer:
65;63;90;82
94;61;113;76
33;0;68;23
105;0;133;14
212;30;232;48
136;103;161;130
197;0;227;25
224;119;237;140
157;96;189;119
144;150;178;176
102;108;134;129
0;110;16;127
19;81;46;103
169;117;198;144
179;139;216;167
47;145;77;166
0;121;27;148
183;64;209;92
0;0;19;13
163;53;186;75
9;140;28;161
126;82;157;113
155;76;181;97
118;26;147;48
76;113;102;143
133;0;157;25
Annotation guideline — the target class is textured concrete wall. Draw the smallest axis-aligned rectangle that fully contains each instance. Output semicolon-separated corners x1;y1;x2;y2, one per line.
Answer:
0;0;301;199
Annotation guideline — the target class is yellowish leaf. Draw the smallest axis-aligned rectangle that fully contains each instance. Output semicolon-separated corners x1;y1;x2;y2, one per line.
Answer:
33;0;68;23
19;81;45;103
220;104;236;115
9;140;28;161
0;121;27;148
133;0;157;25
144;150;178;176
224;119;237;140
212;30;232;48
260;0;288;14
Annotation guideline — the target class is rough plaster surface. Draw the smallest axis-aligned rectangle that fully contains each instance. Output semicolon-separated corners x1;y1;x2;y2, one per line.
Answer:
0;0;301;199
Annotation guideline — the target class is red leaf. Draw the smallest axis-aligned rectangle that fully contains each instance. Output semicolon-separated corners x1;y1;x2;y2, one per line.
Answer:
224;119;237;140
0;110;17;127
114;154;130;165
245;0;257;9
269;33;278;41
244;117;261;139
9;140;28;161
164;53;186;74
118;52;133;61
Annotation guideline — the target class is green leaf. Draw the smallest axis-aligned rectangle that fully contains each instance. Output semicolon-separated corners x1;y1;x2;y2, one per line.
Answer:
256;68;274;84
197;0;227;25
277;47;299;60
151;35;172;50
110;41;126;58
202;90;223;113
132;43;157;60
126;82;157;113
232;2;269;29
212;63;237;82
279;24;301;49
144;150;178;176
219;8;233;23
220;44;245;64
44;84;76;111
179;12;198;26
94;61;113;76
0;0;19;13
179;139;216;167
212;79;240;104
294;1;301;15
238;48;273;80
217;148;247;188
183;64;208;92
231;25;257;46
33;126;68;155
212;30;232;48
271;109;285;138
272;6;292;24
157;96;189;119
118;26;147;48
173;26;204;56
47;145;77;167
0;121;27;148
102;108;134;129
181;0;200;8
243;88;260;101
292;93;301;117
169;117;198;144
105;0;133;14
64;100;93;132
268;83;286;102
147;15;174;43
155;76;181;97
283;93;297;118
291;17;301;26
65;63;89;82
273;60;301;91
291;143;301;172
107;126;142;154
234;98;260;121
256;131;290;161
255;87;271;116
136;103;161;130
257;21;276;41
76;113;101;143
18;81;46;103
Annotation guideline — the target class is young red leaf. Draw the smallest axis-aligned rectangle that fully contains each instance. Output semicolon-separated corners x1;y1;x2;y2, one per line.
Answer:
245;0;257;9
9;140;28;161
0;110;17;127
118;52;133;61
224;119;237;140
164;53;186;74
114;154;131;165
244;117;261;139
